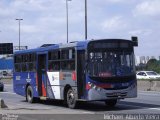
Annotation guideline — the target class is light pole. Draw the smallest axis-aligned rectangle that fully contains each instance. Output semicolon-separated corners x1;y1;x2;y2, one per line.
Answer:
66;0;72;43
15;18;23;50
85;0;87;40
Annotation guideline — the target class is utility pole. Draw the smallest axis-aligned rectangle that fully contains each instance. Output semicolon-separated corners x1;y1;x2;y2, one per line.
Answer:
15;19;23;50
66;0;72;43
85;0;87;40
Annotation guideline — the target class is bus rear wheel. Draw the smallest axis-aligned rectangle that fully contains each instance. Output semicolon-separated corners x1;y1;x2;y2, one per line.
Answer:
105;99;117;107
26;86;35;103
66;88;77;109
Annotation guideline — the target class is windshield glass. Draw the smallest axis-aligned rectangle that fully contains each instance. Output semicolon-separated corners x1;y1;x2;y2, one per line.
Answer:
87;50;135;77
146;72;158;76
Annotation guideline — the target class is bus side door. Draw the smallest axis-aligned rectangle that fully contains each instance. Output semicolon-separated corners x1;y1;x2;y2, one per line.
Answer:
77;50;86;99
37;53;47;97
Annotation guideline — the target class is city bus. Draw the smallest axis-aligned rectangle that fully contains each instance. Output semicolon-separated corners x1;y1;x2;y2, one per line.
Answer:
13;37;138;108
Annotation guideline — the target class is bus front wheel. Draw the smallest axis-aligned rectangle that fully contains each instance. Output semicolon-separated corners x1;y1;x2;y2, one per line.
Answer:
66;88;77;109
105;99;117;107
26;86;35;103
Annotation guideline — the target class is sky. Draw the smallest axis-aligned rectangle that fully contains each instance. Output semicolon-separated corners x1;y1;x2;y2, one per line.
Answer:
0;0;160;57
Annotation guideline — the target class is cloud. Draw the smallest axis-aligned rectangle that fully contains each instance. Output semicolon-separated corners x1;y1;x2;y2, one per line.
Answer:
129;29;152;36
0;0;160;57
101;16;128;32
106;0;126;3
133;0;160;17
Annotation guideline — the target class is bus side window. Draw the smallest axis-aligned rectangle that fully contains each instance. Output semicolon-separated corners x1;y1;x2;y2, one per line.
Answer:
28;62;36;72
49;61;60;71
61;49;75;71
15;64;21;72
14;55;22;72
21;63;27;72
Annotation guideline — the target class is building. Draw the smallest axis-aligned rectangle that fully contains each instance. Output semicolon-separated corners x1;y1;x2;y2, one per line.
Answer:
140;56;146;64
0;57;13;74
135;55;160;66
135;56;140;66
146;56;150;63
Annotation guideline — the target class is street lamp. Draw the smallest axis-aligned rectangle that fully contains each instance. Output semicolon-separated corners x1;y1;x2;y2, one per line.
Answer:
66;0;71;43
15;18;23;50
85;0;87;40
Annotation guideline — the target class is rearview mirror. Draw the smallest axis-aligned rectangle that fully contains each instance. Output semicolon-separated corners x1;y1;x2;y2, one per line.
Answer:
132;36;138;47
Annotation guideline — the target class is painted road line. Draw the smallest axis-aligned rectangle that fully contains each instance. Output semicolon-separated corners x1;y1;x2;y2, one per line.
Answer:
139;91;160;94
138;93;160;97
119;103;160;112
0;92;16;94
149;108;160;111
118;103;147;109
82;111;95;114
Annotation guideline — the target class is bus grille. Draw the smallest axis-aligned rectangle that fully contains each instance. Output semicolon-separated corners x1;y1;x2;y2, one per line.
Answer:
106;92;127;98
104;86;129;90
89;75;136;83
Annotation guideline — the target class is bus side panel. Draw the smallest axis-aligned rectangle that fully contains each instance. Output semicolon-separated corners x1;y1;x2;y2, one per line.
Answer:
47;72;60;99
47;71;77;100
13;72;39;97
59;71;78;99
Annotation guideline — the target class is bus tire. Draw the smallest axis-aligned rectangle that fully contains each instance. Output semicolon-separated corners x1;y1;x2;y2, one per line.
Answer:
105;99;117;107
66;88;77;109
26;86;35;103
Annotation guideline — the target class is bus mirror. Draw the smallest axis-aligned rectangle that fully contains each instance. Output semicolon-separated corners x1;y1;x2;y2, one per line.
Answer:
132;36;138;47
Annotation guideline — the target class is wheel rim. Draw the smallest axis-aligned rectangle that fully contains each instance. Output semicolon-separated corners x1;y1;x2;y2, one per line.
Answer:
67;90;75;106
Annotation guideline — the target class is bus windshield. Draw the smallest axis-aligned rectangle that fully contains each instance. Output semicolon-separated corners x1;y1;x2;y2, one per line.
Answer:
87;50;135;77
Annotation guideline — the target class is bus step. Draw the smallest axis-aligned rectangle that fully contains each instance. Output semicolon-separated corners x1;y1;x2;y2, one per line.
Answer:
40;96;47;100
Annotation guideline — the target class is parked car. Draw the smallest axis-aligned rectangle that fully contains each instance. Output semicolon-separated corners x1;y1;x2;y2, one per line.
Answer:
0;80;4;91
136;71;160;79
2;71;8;76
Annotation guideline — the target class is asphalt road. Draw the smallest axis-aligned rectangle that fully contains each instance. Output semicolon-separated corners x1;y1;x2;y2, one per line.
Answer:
0;83;160;120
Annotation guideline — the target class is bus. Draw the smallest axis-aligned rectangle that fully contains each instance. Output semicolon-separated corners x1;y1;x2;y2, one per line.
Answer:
13;37;138;108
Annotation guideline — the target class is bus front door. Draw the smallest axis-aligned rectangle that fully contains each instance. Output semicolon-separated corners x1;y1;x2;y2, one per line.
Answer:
77;50;86;99
37;54;47;98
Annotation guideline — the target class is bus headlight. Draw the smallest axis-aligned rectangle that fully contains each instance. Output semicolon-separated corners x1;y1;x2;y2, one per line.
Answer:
88;82;102;91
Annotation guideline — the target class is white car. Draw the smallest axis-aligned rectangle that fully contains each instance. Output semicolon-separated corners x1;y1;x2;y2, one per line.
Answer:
136;71;160;79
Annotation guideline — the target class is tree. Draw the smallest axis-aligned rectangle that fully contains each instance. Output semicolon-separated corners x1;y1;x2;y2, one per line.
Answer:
146;59;160;73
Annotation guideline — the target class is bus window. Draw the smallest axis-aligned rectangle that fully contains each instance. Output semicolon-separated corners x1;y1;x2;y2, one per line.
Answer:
60;49;75;71
61;60;75;71
48;61;60;71
21;63;27;72
48;51;60;71
15;55;22;63
28;53;36;71
61;49;75;60
15;64;21;72
49;51;60;60
28;62;36;71
14;55;22;72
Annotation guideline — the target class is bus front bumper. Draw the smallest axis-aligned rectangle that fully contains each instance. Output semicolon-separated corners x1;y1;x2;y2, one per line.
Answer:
87;84;137;101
